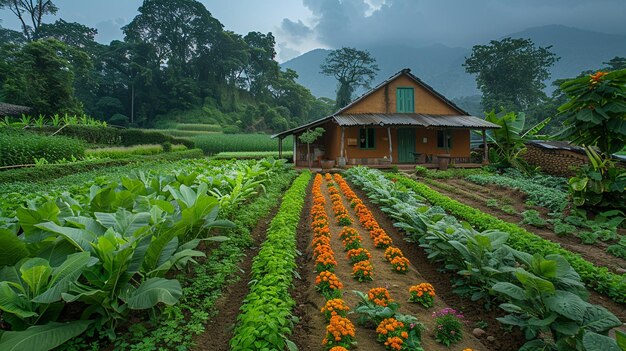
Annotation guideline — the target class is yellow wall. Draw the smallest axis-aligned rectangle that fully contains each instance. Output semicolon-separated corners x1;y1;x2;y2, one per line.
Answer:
342;75;460;115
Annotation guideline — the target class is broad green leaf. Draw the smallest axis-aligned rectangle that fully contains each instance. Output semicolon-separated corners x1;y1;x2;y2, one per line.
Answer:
492;282;526;300
0;282;37;319
32;252;90;303
0;229;29;266
544;291;587;323
582;331;621;351
0;320;92;351
35;222;96;252
95;209;151;237
20;258;52;296
581;305;622;333
121;278;182;309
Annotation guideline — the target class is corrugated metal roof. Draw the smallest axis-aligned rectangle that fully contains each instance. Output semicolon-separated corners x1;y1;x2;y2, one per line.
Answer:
334;113;500;129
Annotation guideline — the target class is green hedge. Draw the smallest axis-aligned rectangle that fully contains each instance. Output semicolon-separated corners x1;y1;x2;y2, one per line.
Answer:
0;129;85;166
390;174;626;304
27;126;194;148
0;149;204;184
230;171;311;351
193;134;293;155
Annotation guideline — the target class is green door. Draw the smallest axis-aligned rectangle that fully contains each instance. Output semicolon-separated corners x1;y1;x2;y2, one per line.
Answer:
397;128;416;163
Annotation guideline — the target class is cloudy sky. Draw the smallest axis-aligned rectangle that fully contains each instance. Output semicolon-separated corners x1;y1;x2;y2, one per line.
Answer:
2;0;626;62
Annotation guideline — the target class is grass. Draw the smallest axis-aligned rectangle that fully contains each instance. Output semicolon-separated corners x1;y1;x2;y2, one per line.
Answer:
141;129;218;138
212;151;293;159
86;144;187;158
193;134;294;155
175;123;222;132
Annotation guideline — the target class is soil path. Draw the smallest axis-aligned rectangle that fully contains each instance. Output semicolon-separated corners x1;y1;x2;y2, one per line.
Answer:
293;174;490;351
192;200;282;351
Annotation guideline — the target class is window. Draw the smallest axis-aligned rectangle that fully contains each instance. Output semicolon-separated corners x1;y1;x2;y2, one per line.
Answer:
396;87;415;113
437;130;452;149
359;128;375;149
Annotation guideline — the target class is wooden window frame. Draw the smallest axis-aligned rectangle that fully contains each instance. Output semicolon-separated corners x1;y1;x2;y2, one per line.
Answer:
396;87;415;113
359;127;376;149
436;130;453;149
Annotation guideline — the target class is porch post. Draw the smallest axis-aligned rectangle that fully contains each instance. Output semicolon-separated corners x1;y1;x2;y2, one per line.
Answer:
340;127;345;160
278;137;283;159
482;128;488;162
387;127;393;163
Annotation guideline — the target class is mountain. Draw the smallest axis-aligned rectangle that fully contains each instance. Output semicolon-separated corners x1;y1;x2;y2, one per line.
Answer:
281;25;626;100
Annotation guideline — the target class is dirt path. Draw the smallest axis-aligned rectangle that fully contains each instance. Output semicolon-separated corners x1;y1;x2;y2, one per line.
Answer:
293;174;490;351
425;177;626;274
192;201;282;351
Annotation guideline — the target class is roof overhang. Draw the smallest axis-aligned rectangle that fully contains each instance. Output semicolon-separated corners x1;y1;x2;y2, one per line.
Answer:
334;113;501;129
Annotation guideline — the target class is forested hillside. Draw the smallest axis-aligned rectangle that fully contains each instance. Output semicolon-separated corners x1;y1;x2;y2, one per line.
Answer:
281;25;626;100
0;0;334;132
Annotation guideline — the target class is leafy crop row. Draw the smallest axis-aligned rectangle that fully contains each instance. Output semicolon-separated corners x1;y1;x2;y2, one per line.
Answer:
230;171;311;351
465;173;568;211
0;129;85;167
193;133;293;155
85;144;187;159
347;167;623;350
389;173;626;304
0;158;286;350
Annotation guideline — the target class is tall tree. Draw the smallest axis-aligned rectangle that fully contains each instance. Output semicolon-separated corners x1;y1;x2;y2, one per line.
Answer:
123;0;222;69
38;19;98;50
0;0;58;41
463;37;559;112
320;47;379;110
0;38;89;115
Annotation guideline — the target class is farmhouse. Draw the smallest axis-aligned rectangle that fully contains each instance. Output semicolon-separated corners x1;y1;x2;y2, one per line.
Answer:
273;68;500;168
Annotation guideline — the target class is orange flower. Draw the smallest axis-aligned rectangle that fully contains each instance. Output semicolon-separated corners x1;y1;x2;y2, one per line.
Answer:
384;247;404;262
352;260;374;282
328;347;349;351
589;71;608;85
322;315;356;347
368;287;393;307
316;271;343;290
321;298;350;319
408;283;436;307
390;256;410;273
347;247;371;263
376;318;405;335
384;336;404;350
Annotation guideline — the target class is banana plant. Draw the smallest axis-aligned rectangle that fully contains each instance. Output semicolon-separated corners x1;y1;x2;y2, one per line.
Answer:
0;320;92;351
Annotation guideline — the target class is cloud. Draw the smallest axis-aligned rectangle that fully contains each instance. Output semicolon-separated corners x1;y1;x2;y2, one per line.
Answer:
95;17;126;44
286;0;626;50
277;42;302;62
280;18;313;43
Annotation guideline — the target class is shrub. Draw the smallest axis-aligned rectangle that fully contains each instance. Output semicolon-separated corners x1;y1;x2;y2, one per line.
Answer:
162;141;172;152
193;133;293;155
0;129;84;166
109;113;129;127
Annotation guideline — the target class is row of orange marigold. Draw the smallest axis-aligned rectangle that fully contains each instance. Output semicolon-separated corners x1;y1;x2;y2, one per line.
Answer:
312;174;356;351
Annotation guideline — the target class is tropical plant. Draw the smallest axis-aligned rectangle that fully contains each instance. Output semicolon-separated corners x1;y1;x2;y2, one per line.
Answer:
568;146;626;211
298;127;325;168
493;254;621;351
481;110;550;172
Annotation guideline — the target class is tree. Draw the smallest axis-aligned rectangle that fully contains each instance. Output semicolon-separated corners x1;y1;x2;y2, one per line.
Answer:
558;69;626;158
0;38;88;115
321;47;379;110
298;127;325;168
0;25;26;44
0;0;58;41
559;70;626;210
603;56;626;71
463;37;559;112
39;19;98;50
